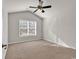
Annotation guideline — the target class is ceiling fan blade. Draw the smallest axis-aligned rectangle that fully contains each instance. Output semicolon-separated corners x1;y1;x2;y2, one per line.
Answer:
33;9;39;13
29;6;37;8
42;5;52;8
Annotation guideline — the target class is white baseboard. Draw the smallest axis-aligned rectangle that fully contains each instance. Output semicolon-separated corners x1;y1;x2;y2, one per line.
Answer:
44;39;75;49
57;38;76;49
8;39;43;45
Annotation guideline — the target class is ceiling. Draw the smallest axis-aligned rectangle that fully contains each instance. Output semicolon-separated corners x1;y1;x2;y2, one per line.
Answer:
3;0;75;17
3;0;54;11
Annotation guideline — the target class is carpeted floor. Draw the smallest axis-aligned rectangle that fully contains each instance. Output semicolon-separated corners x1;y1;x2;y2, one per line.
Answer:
5;40;76;59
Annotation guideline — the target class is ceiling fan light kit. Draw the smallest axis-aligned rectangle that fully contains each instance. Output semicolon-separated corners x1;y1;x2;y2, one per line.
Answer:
29;0;52;13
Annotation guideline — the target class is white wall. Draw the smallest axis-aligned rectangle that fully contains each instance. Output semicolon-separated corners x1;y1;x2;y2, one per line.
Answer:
2;0;8;44
43;0;76;49
8;11;43;44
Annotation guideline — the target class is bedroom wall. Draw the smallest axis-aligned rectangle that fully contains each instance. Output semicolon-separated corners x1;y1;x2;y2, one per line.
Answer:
8;11;43;44
43;0;76;49
2;0;8;45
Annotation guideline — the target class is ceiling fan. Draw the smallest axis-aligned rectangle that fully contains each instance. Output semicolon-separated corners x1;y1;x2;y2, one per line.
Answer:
29;0;52;13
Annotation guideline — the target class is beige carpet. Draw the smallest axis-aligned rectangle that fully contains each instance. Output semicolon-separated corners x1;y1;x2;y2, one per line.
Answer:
5;40;76;59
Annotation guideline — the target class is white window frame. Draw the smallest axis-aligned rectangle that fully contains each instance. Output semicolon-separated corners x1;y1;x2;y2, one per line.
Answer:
19;20;37;37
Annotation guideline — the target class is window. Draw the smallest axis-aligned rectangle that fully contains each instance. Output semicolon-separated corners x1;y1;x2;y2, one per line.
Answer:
19;20;37;37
